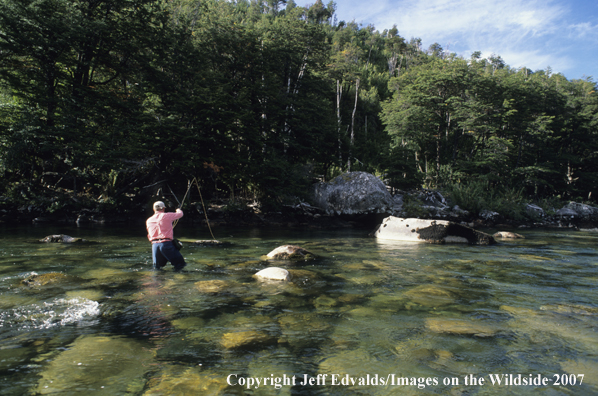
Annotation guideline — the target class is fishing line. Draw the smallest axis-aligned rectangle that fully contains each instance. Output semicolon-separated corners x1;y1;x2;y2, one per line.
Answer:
172;177;216;240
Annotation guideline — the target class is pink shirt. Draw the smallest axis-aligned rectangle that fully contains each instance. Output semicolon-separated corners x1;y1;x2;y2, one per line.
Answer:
146;209;183;242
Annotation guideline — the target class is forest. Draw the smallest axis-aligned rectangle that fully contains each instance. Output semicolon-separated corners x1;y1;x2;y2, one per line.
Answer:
1;0;597;218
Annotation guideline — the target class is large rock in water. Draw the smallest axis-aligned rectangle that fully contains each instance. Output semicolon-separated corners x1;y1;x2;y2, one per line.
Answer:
312;172;399;215
34;335;154;395
266;245;315;260
254;267;292;281
374;216;496;245
40;234;86;243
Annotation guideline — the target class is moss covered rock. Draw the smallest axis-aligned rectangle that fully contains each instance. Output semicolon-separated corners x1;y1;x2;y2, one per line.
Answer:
426;317;499;337
21;272;72;287
404;284;457;307
143;367;231;395
220;330;277;350
195;280;237;294
35;335;154;394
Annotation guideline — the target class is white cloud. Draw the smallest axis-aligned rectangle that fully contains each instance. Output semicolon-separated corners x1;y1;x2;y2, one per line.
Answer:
360;0;567;72
490;49;574;73
373;0;564;39
569;22;598;41
299;0;597;79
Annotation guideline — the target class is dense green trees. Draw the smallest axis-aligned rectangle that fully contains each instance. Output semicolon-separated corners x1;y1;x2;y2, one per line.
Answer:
0;0;596;215
381;48;598;201
0;0;172;209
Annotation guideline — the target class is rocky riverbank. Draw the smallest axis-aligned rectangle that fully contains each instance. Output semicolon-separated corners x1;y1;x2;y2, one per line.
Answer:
2;171;598;231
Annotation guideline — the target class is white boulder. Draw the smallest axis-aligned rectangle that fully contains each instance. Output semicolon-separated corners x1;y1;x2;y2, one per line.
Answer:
373;216;495;245
254;267;292;282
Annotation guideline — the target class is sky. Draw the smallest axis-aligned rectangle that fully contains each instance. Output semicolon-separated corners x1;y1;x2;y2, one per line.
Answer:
297;0;598;81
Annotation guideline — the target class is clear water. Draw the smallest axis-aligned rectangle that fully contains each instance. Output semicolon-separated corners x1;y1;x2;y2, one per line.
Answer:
1;224;597;395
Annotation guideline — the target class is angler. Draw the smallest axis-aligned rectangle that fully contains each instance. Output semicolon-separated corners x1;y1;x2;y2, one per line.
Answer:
146;201;187;272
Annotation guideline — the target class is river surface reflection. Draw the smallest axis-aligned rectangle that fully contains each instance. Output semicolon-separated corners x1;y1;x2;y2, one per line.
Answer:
0;224;597;395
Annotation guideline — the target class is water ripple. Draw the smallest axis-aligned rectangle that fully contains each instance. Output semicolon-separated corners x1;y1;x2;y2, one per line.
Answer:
0;297;100;330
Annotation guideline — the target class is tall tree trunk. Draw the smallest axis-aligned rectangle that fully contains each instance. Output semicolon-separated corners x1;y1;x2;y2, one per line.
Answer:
452;128;462;164
516;130;523;168
336;79;343;166
446;112;451;141
285;51;309;153
347;78;359;172
45;68;57;127
436;124;441;185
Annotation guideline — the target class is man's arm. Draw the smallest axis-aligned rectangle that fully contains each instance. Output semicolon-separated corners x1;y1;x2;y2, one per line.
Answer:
164;209;183;222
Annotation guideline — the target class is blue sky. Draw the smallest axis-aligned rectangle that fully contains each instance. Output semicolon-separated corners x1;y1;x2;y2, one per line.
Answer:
297;0;598;81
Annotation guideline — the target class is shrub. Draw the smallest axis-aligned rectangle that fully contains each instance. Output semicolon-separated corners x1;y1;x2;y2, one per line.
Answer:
444;180;528;221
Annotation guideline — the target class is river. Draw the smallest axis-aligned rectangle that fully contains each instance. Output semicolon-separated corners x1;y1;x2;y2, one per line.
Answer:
0;224;597;395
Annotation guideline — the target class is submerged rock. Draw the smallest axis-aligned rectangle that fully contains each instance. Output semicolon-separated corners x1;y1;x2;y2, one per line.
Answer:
35;335;154;395
65;289;104;301
319;349;378;377
21;272;72;287
143;366;230;395
254;267;292;281
560;359;598;387
220;330;277;350
266;245;316;260
288;269;322;287
540;303;598;316
493;231;525;239
193;239;230;246
404;284;457;307
194;280;236;294
278;313;332;333
278;313;332;348
426;318;498;337
313;295;338;309
39;234;87;243
373;216;496;245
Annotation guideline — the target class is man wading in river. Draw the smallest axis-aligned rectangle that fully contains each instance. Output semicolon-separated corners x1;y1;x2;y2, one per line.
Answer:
146;201;186;271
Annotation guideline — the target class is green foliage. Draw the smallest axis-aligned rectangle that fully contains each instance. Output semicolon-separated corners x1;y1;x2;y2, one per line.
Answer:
401;194;431;218
444;180;528;221
0;0;596;217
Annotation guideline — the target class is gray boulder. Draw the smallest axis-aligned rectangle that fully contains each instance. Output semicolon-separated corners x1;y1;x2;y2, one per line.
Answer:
416;190;448;209
312;172;399;215
479;209;500;222
526;204;545;218
556;207;578;220
449;205;470;219
562;202;598;221
373;216;496;245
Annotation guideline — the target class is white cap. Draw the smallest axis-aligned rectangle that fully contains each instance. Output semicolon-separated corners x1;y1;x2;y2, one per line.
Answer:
153;201;166;211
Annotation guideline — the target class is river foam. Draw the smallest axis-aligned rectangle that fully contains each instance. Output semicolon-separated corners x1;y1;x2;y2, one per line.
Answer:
0;297;100;330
